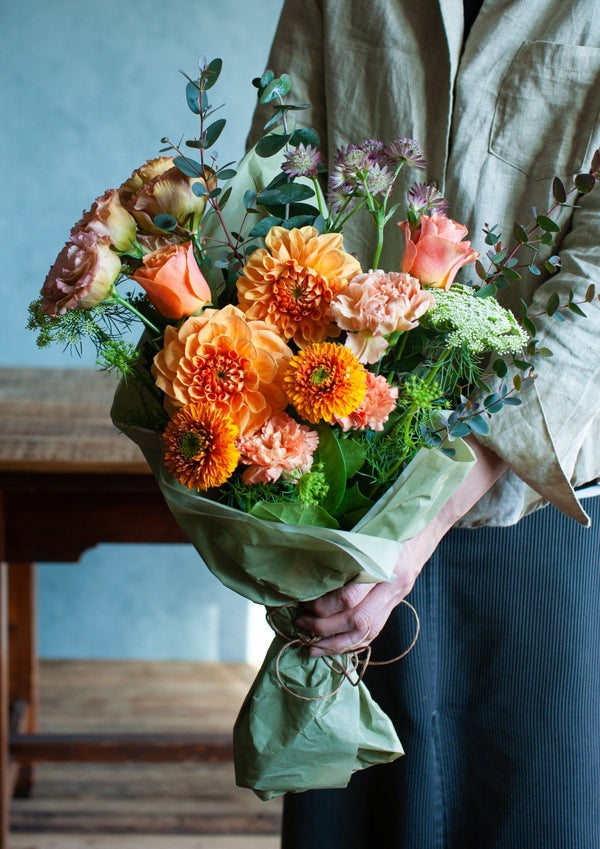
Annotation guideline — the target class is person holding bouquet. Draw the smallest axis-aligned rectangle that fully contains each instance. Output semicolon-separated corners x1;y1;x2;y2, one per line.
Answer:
249;1;600;847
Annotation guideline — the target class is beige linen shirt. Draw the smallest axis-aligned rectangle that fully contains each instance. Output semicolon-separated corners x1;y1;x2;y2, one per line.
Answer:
251;0;600;528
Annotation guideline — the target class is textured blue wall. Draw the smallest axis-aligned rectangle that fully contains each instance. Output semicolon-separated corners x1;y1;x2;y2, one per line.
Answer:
1;0;285;661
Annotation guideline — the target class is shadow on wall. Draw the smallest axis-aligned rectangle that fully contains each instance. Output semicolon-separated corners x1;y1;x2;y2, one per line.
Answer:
4;0;285;663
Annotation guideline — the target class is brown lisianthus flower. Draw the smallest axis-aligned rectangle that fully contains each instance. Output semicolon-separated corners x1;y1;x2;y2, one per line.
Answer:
41;229;121;316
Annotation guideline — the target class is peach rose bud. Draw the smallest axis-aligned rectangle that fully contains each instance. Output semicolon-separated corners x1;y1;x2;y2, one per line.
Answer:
132;241;211;319
399;212;479;290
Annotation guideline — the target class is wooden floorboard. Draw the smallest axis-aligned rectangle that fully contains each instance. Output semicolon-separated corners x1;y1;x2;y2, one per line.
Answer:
10;661;283;843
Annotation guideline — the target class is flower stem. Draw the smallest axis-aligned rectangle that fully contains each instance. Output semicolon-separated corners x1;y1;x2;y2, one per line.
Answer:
108;288;161;335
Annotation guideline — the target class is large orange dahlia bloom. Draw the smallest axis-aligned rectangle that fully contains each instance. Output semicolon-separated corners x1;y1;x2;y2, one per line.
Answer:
163;403;240;491
236;226;362;347
284;342;367;424
152;304;292;436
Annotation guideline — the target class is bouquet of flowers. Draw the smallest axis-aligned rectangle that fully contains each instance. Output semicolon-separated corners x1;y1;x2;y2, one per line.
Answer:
29;58;599;799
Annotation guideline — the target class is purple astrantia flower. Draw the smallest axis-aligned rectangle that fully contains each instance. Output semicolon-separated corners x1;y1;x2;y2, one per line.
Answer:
281;143;322;178
406;183;448;216
363;163;395;196
385;138;427;170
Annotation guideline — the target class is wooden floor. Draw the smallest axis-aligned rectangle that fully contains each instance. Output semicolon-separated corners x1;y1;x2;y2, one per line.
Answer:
10;661;282;849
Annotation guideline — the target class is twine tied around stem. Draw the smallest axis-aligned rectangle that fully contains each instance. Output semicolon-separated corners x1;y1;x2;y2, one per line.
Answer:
266;599;420;703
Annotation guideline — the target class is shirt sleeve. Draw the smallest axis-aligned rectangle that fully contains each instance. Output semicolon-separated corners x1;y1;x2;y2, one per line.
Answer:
476;178;600;526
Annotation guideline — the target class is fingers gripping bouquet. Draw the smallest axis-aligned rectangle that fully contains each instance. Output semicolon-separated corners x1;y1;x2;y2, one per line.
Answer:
29;59;600;799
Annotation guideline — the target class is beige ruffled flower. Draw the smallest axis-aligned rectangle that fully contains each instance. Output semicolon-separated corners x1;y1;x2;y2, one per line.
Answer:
124;162;215;236
75;188;139;255
41;230;121;315
118;157;175;204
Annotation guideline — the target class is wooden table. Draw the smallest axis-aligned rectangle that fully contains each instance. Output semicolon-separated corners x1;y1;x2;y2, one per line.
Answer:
0;367;233;848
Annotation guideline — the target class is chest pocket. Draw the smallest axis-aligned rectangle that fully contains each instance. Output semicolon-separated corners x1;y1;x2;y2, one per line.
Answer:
489;41;600;180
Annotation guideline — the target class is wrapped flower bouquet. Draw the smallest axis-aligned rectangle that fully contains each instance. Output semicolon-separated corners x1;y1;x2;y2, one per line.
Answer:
29;58;599;798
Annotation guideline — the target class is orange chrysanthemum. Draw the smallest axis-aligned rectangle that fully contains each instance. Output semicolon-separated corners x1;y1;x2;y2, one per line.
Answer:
284;342;367;424
152;304;292;436
236;226;362;347
163;403;240;491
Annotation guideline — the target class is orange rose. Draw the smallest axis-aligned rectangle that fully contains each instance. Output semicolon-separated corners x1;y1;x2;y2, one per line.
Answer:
132;241;211;319
399;212;479;290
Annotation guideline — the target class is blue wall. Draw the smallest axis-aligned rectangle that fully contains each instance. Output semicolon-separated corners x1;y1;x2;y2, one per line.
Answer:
1;0;285;661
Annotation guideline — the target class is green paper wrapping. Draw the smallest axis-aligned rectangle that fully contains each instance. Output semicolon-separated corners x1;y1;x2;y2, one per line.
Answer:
112;370;476;798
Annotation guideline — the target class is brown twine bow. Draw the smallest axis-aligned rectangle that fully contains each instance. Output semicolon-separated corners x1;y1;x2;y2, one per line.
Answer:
266;599;420;703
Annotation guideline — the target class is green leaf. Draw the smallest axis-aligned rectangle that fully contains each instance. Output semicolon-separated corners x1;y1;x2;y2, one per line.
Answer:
474;283;497;298
314;426;347;514
513;374;522;391
337;484;373;525
552;177;567;204
249;500;339;529
538;347;553;357
523;316;538;337
493;358;508;378
498;266;521;281
186;81;206;114
484;393;504;414
218;186;232;210
153;214;177;231
536;214;560;233
338;438;366;479
217;168;237;180
259;69;275;88
568;301;587;317
503;396;522;406
528;264;542;275
513;222;529;244
574;173;596;194
467;414;490;435
255;133;290;157
546;291;560;316
513;359;532;371
491;251;507;264
173;156;204;177
191;182;206;197
248;216;283;237
282;214;318;229
203;118;226;148
259;74;292;104
202;58;223;90
449;422;471;438
258;182;315;206
289;127;320;148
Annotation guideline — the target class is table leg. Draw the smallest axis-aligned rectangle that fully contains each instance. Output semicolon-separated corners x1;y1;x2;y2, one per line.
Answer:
0;562;9;849
8;563;37;797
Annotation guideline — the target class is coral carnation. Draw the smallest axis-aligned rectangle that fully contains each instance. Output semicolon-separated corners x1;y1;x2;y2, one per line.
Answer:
331;269;434;364
163;403;240;491
331;371;398;432
237;412;319;484
152;304;292;436
284;342;367;424
236;226;361;347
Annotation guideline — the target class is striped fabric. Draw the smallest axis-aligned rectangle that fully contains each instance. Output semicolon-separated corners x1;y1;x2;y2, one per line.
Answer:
281;499;600;849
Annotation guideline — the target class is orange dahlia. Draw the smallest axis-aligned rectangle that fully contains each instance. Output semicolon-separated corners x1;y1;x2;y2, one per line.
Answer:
236;226;362;347
163;403;240;491
152;304;292;436
284;342;367;424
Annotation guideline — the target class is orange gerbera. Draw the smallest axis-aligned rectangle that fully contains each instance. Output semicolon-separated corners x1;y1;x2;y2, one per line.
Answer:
236;226;362;347
284;342;367;424
152;304;292;436
163;403;240;491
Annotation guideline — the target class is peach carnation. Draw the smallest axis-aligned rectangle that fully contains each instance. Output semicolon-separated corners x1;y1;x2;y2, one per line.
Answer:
236;226;362;347
237;412;319;485
152;304;292;436
331;269;435;364
331;371;398;432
